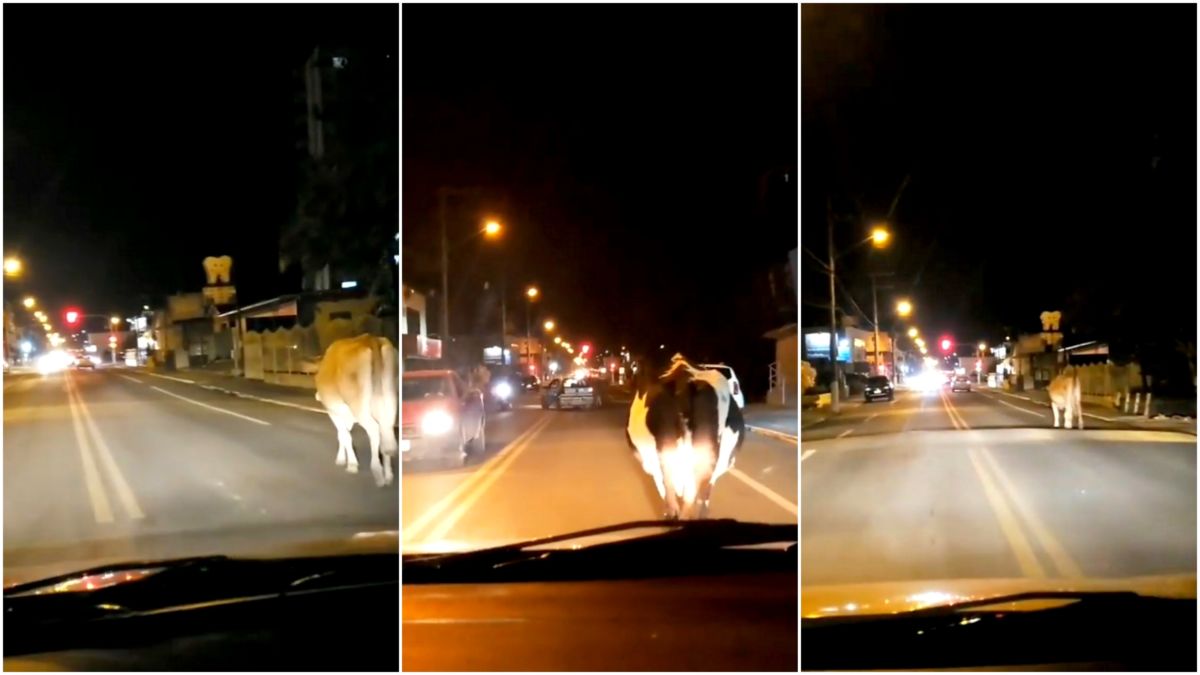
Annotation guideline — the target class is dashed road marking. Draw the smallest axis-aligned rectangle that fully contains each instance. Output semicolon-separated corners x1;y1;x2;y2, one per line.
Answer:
729;468;797;516
800;449;817;462
151;386;271;426
118;374;142;384
144;372;195;385
837;429;853;438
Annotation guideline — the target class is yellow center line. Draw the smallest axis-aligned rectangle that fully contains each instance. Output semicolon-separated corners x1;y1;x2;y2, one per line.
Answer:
977;448;1084;578
403;415;553;544
65;376;114;524
418;415;555;544
967;447;1046;578
68;375;145;520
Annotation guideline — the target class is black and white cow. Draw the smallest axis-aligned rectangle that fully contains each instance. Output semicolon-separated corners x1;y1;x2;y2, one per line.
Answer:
626;353;745;520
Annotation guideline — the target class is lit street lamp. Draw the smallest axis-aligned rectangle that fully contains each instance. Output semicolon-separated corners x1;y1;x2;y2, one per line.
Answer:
4;257;23;277
525;286;539;374
543;319;555;332
907;327;918;338
896;299;913;317
22;297;36;309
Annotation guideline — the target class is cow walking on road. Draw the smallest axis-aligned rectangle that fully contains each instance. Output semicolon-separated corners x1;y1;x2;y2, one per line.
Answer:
315;335;399;486
1048;365;1083;430
626;353;745;520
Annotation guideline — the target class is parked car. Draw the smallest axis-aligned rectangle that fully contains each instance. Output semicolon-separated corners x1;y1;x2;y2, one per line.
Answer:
864;375;894;402
699;363;745;409
542;377;603;410
401;369;486;467
951;374;972;392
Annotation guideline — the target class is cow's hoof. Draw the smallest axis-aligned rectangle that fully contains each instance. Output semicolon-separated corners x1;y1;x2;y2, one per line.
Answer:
335;455;347;467
346;464;359;474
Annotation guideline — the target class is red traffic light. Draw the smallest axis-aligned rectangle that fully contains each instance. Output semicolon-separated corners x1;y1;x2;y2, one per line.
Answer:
64;309;81;327
581;343;591;355
940;337;952;353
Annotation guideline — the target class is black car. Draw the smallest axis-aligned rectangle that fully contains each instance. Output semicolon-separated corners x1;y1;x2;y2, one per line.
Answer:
864;375;894;402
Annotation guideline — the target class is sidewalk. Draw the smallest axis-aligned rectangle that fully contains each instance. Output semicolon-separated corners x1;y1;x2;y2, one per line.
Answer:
136;364;325;413
743;403;798;442
991;387;1196;435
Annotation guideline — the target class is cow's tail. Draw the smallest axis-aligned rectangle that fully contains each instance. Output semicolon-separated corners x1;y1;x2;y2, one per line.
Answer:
373;337;399;455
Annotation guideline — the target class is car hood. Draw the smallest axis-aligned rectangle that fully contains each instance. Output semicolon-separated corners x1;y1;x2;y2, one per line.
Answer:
802;573;1196;619
4;530;398;588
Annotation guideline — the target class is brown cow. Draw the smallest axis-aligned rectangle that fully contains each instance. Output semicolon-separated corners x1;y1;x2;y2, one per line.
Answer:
314;335;398;486
1048;366;1083;429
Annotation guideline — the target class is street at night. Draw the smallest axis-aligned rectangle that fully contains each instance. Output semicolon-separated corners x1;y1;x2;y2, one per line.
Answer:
4;4;398;669
801;4;1196;670
802;385;1195;585
403;393;796;551
4;367;398;583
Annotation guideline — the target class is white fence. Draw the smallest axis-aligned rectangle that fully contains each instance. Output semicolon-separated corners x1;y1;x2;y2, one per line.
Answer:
241;315;394;389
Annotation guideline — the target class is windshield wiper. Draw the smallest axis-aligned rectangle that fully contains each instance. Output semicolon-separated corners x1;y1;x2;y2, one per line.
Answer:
403;519;796;583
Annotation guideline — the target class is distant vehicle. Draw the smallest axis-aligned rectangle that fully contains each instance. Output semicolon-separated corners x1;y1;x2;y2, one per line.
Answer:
73;354;96;369
490;376;516;411
951;374;972;392
699;363;745;409
519;374;539;391
864;375;894;402
542;377;603;410
402;369;486;467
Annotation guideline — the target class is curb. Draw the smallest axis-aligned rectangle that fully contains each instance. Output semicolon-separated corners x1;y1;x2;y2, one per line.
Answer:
141;371;327;415
747;425;798;444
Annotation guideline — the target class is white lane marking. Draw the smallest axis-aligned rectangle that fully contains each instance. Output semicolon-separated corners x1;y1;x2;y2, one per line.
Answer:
994;397;1047;418
198;384;327;414
65;378;114;523
404;415;554;546
69;377;146;520
800;449;817;462
150;386;271;426
987;391;1117;422
837;429;854;438
118;374;142;384
729;467;798;516
144;372;195;384
866;413;879;423
747;425;798;444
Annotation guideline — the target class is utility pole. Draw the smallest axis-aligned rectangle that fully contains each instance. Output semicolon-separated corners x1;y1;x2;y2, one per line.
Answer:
438;188;450;343
872;278;881;377
827;196;840;414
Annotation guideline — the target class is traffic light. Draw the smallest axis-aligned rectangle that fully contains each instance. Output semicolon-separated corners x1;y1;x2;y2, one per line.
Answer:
64;308;81;327
940;337;952;353
581;343;591;355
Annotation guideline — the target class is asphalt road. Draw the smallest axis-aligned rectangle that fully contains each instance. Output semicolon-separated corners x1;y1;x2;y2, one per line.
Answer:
801;385;1197;585
402;392;798;552
3;367;398;585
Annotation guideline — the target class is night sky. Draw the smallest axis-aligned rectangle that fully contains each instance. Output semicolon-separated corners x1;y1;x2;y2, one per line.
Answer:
403;3;798;368
802;4;1196;350
3;3;397;323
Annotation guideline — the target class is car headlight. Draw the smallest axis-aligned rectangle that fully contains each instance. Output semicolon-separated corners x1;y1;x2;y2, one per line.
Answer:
492;382;512;399
421;409;455;435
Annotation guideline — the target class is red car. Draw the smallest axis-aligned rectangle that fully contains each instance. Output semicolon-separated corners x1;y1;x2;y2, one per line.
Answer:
401;370;486;467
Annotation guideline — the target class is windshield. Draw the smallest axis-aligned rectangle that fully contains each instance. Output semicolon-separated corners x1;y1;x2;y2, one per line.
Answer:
801;2;1196;613
4;4;399;591
403;376;452;401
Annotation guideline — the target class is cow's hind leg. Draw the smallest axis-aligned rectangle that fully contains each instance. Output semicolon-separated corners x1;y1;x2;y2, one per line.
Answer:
361;419;388;487
1051;403;1061;428
330;406;358;473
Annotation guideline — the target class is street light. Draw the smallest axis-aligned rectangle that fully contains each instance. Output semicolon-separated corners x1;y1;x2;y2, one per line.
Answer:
484;221;502;237
543;319;555;331
871;227;891;247
896;299;913;317
553;336;562;345
908;327;918;338
524;286;539;374
4;257;22;277
22;297;36;309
